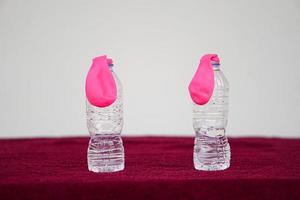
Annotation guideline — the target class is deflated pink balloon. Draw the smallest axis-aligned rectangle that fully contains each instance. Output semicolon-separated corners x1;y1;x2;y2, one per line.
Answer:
188;54;220;105
85;55;117;107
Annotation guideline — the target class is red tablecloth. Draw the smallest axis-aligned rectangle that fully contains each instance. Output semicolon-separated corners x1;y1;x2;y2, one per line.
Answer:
0;137;299;200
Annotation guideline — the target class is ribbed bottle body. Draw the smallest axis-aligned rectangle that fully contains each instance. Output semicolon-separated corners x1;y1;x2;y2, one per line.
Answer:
87;71;124;172
193;68;231;171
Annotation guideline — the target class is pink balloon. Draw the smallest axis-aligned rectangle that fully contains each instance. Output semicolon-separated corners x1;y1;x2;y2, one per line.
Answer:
85;55;117;107
188;54;220;105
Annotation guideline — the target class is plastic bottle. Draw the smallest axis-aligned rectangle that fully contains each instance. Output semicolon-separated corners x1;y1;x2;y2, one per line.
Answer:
85;55;124;173
189;54;230;171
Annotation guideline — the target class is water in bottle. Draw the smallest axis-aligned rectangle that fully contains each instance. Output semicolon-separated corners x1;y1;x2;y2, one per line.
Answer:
85;55;124;173
189;54;230;171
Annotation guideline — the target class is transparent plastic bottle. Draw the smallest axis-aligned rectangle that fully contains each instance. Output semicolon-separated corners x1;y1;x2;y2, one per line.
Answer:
86;64;124;173
193;62;231;171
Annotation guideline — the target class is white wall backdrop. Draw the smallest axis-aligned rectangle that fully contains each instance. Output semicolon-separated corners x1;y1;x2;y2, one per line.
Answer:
0;0;300;138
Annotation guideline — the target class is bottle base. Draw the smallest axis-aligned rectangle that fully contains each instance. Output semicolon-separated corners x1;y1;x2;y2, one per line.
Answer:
87;134;124;173
193;158;230;171
88;163;124;173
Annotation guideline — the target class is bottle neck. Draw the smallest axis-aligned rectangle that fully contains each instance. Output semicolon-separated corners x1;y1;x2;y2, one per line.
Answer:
109;64;114;71
212;62;220;71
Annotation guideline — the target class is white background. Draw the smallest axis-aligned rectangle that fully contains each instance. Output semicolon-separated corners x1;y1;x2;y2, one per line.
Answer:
0;0;299;138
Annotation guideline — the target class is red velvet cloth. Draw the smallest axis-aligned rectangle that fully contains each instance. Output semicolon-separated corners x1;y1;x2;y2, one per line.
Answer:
0;137;299;200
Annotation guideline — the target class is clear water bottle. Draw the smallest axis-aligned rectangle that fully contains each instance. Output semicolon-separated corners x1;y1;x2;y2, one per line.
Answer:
86;62;124;173
193;61;231;171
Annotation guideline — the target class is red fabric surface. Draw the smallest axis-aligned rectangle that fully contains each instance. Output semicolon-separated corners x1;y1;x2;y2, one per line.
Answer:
0;137;299;200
